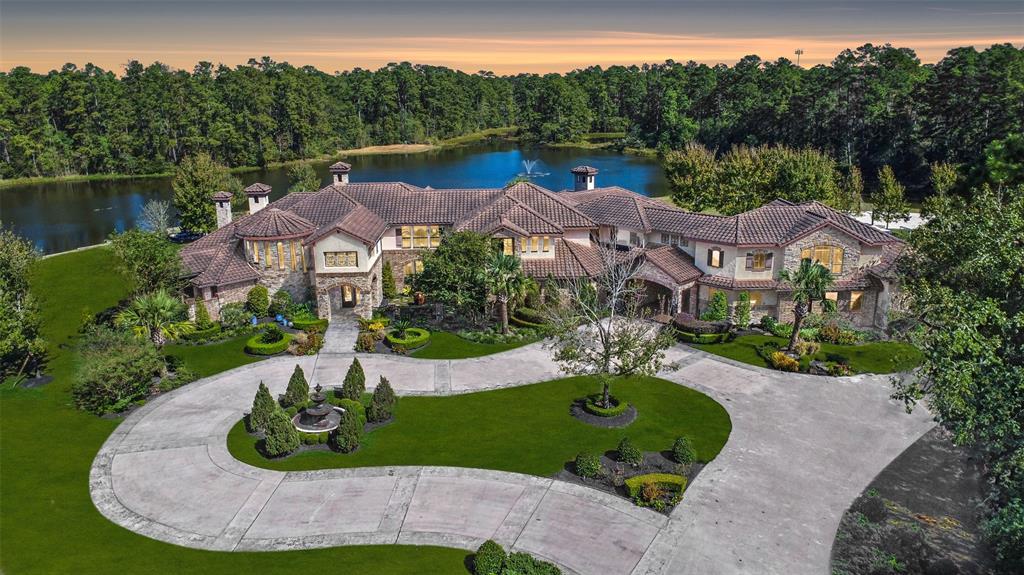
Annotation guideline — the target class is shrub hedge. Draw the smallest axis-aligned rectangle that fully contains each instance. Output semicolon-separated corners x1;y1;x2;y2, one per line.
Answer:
583;394;630;417
574;452;602;478
624;473;688;499
673;312;730;335
676;331;730;344
181;323;222;341
385;327;430;349
245;332;292;355
514;307;547;324
510;316;545;329
291;317;328;331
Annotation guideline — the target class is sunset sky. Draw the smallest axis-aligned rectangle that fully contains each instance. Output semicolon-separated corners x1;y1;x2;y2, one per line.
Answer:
2;0;1022;74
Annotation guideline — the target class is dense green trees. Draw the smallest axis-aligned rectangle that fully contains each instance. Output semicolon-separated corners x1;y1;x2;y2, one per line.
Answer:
108;229;184;295
172;152;233;233
892;183;1024;572
1;44;1019;196
413;231;493;311
0;227;45;377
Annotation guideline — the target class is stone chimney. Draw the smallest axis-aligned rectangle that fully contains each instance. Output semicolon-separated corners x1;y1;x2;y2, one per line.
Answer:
329;161;351;185
570;165;598;191
211;191;233;227
244;183;272;215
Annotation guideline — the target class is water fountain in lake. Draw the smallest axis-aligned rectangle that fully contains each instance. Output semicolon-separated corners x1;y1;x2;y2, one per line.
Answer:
292;382;341;432
517;159;550;179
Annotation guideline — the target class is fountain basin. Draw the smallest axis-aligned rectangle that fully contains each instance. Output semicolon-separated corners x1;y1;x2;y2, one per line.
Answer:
291;408;342;433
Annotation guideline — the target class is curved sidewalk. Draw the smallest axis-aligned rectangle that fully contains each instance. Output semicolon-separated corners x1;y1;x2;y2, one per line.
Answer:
90;344;934;575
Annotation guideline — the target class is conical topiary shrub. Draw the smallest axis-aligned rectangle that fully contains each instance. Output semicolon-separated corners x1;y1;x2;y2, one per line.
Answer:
263;407;299;457
341;358;365;400
248;381;276;432
194;299;213;329
282;364;308;407
367;376;396;423
331;407;363;453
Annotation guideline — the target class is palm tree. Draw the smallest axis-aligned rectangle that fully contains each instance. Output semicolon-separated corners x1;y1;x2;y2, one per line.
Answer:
115;290;193;346
483;252;529;334
777;259;833;351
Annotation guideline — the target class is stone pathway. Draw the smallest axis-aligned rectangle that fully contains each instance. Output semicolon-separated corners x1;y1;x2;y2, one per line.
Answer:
320;319;359;354
90;344;934;575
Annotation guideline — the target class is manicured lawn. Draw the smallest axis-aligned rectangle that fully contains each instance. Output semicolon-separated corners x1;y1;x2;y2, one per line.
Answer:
0;246;469;574
165;333;262;377
228;375;732;476
692;334;923;374
409;330;540;359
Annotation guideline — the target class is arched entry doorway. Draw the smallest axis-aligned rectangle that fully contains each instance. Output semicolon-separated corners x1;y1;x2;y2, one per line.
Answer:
328;284;360;315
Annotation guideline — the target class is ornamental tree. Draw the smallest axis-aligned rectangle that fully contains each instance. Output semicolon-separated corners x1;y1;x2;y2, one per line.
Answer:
246;285;269;317
0;226;45;378
248;381;276;432
108;228;184;296
367;376;396;422
194;298;213;329
777;259;833;351
172;152;232;233
545;245;676;408
331;408;363;453
341;358;365;400
263;407;300;457
281;364;308;407
412;231;491;312
483;252;529;334
872;165;911;228
382;261;397;299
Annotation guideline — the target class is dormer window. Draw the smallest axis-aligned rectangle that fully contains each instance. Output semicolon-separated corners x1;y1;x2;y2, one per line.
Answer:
397;225;442;249
519;236;552;254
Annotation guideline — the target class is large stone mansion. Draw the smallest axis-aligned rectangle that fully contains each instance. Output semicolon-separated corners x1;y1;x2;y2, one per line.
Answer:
182;162;904;328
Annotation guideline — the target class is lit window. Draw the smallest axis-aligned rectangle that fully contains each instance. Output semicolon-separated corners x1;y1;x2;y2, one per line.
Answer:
502;238;513;255
825;291;839;302
403;260;424;275
399;225;442;249
850;291;863;311
324;251;358;267
748;291;762;307
400;227;412;249
747;251;771;272
707;248;723;268
800;245;844;274
429;226;441;248
542;236;551;252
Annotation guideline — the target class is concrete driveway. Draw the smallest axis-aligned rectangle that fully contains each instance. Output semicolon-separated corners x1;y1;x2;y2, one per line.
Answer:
90;344;933;574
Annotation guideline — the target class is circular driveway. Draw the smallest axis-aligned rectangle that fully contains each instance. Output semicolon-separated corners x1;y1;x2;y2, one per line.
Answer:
90;344;933;574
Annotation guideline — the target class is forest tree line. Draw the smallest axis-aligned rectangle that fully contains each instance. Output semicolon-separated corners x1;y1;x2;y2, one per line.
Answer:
1;43;1021;195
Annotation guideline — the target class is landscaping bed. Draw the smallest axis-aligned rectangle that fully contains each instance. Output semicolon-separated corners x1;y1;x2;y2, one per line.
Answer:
409;330;541;360
692;334;922;374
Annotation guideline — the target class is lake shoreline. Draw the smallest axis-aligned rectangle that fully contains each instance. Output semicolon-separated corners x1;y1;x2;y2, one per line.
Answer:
0;128;642;189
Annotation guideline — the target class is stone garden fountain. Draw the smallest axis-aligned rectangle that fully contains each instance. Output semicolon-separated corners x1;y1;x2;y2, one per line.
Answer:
291;382;341;433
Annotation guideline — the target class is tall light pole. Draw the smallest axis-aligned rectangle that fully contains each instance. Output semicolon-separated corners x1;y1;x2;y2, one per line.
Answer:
795;48;804;67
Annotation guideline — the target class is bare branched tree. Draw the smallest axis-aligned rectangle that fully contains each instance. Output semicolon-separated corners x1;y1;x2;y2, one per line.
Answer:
545;245;676;408
139;199;173;235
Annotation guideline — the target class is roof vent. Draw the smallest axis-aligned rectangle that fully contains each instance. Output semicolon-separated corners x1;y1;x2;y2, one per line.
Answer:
570;165;598;191
329;161;351;185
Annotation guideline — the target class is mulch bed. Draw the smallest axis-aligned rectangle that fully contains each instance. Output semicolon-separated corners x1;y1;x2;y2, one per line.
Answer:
569;400;638;428
831;427;993;575
554;451;703;515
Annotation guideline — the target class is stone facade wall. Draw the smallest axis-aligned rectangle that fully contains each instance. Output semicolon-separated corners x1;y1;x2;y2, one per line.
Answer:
783;228;861;279
250;241;313;302
314;255;383;319
776;286;880;328
383;250;429;288
190;281;254;321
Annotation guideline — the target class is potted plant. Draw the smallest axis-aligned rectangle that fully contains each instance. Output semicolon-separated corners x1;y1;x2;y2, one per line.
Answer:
413;291;426;305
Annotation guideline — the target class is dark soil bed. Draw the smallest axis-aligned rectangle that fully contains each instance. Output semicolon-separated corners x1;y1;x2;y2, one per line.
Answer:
569;400;638;428
831;427;993;575
554;451;703;515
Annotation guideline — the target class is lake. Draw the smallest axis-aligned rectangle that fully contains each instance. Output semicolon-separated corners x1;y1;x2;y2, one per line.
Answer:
0;143;668;254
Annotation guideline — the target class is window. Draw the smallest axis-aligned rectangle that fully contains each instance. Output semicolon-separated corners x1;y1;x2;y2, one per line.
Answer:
629;232;642;246
324;251;358;268
403;260;424;275
800;245;844;274
398;225;442;249
745;251;773;272
520;236;552;254
501;238;513;255
825;291;839;303
748;291;762;308
707;248;723;268
660;233;689;247
850;291;863;311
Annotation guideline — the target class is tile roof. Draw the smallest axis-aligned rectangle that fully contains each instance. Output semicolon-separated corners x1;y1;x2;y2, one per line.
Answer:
698;276;780;290
329;161;352;173
561;187;679;232
211;191;232;201
522;240;605;279
233;208;315;239
688;200;902;247
643;245;702;284
571;165;599;175
190;244;259;288
243;182;271;195
304;204;388;246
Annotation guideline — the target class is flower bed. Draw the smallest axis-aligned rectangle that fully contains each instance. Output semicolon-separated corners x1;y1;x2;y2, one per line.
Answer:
384;327;431;350
583;394;630;417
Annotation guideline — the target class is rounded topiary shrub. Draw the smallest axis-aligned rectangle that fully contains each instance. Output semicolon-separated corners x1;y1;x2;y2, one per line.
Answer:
341;358;365;400
617;437;643;468
574;451;602;479
336;398;366;427
672;436;697;466
263;407;300;457
384;327;430;349
247;285;270;317
474;540;507;575
331;408;363;453
583;394;630;418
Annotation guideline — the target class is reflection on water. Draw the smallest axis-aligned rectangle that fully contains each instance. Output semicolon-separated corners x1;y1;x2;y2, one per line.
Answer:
0;142;667;254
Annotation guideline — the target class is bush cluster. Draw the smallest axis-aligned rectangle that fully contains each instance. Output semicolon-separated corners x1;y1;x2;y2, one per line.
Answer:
793;340;821;357
574;452;602;479
181;322;222;341
299;432;329;445
617;437;643;468
355;332;376;352
335;398;366;427
582;394;629;417
514;307;546;324
71;326;164;414
473;541;561;575
673;312;730;335
700;291;729;321
676;331;730;344
624;473;688;499
268;290;292;317
770;351;801;372
458;326;539;344
672;436;697;466
219;302;251;328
